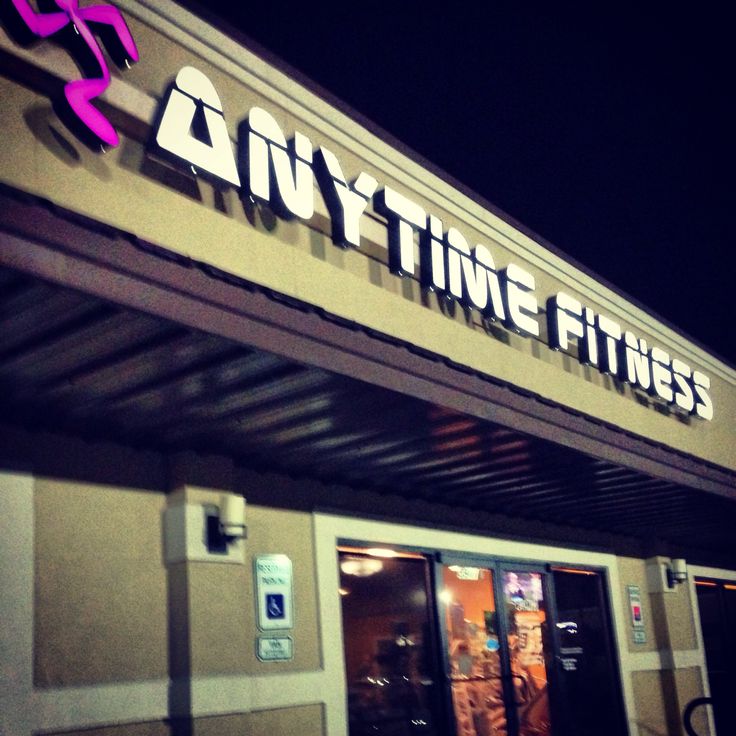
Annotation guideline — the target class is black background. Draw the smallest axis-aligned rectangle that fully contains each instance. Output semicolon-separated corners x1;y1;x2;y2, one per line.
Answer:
181;2;736;366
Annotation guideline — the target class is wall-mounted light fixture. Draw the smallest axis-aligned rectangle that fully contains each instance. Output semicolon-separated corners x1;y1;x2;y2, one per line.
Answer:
205;493;247;553
164;494;246;565
218;493;247;539
667;558;688;588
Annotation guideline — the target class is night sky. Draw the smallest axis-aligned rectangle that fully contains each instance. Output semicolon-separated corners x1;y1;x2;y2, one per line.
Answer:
187;2;735;367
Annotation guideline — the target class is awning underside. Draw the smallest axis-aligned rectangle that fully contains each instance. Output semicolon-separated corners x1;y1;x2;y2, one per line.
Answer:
2;265;735;562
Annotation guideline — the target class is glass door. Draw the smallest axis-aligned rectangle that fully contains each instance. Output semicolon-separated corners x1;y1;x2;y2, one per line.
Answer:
438;560;624;736
337;546;626;736
499;566;554;736
548;567;627;736
695;577;736;735
439;560;556;736
440;562;509;735
338;548;444;735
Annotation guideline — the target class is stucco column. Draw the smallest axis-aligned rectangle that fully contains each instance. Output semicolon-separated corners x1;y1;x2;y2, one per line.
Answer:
645;556;712;736
0;470;35;736
165;451;244;734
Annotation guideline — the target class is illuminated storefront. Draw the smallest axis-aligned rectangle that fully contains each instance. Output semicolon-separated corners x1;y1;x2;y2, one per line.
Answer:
1;2;735;735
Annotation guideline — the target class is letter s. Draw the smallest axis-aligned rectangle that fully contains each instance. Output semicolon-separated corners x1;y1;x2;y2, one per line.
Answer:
692;370;714;421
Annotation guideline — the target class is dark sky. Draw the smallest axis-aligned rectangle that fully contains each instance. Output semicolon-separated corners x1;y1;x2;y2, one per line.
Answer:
188;2;735;367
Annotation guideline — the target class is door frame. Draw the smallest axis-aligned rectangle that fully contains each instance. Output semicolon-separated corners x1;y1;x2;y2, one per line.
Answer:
690;564;736;736
315;512;637;735
435;552;626;736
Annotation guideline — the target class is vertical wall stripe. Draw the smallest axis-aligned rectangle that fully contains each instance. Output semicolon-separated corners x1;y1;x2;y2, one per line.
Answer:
0;471;34;736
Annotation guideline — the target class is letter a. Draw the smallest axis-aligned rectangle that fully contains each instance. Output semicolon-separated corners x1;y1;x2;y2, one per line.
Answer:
155;67;240;186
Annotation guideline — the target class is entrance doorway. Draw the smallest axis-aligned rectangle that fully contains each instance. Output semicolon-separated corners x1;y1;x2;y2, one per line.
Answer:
439;560;625;736
337;546;626;736
549;567;627;736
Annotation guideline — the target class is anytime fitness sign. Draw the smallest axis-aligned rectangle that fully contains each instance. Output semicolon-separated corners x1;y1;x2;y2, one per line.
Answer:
4;0;713;424
152;66;713;422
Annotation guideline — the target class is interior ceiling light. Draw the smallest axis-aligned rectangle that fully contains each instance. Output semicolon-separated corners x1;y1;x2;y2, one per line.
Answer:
365;547;399;558
340;556;383;577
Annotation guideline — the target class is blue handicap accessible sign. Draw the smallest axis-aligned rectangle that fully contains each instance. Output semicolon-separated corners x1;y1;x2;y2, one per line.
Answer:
266;593;285;620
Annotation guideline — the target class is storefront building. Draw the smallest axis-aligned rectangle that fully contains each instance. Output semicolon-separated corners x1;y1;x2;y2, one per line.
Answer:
1;2;735;735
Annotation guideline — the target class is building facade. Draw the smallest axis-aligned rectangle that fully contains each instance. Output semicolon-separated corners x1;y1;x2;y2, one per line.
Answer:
1;2;735;735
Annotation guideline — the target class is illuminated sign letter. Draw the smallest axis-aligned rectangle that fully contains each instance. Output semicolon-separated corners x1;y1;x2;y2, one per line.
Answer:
693;371;714;420
421;216;447;291
374;188;426;275
502;264;539;337
621;332;651;391
315;147;377;248
671;359;695;413
649;347;674;403
548;293;584;352
155;67;240;186
445;228;505;319
596;315;621;375
246;107;314;220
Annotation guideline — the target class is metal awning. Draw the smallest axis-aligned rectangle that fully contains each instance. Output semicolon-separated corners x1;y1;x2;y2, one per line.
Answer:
1;188;735;566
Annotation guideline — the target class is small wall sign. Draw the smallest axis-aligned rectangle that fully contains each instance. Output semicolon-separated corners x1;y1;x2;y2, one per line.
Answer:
254;554;294;630
257;635;293;662
627;584;647;644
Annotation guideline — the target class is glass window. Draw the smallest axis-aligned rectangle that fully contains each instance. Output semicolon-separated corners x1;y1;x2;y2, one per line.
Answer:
501;570;552;736
441;564;507;736
339;549;443;735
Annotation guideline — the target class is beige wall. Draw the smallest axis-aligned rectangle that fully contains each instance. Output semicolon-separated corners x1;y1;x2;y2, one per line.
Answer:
43;723;170;736
183;504;321;677
1;1;734;475
30;435;322;687
39;705;325;736
34;457;169;687
650;587;699;653
632;668;711;736
633;670;670;736
617;556;712;735
675;667;711;736
14;426;718;735
166;452;321;677
191;705;324;736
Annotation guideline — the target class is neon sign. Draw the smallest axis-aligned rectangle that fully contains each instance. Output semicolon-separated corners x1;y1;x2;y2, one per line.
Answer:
10;0;139;147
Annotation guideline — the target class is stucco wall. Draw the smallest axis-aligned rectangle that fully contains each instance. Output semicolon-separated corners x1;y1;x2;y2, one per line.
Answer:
1;423;726;735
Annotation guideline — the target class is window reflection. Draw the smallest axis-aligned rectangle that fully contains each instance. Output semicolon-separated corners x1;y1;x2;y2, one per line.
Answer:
339;550;441;735
502;571;551;736
442;565;507;736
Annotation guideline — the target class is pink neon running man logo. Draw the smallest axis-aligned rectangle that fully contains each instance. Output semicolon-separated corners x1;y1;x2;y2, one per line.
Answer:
11;0;139;147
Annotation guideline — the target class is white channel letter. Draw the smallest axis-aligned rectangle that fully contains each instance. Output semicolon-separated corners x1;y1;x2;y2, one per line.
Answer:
622;332;651;391
596;315;621;375
503;264;540;337
445;228;505;319
374;188;426;276
649;347;674;403
155;67;240;186
671;358;695;413
549;292;583;352
248;107;314;220
692;371;714;420
315;146;377;248
581;308;599;366
422;215;446;291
